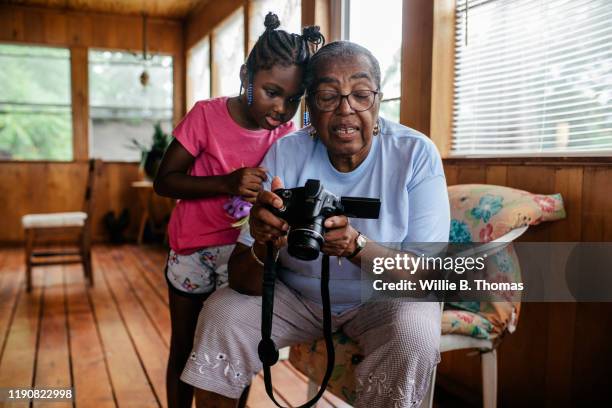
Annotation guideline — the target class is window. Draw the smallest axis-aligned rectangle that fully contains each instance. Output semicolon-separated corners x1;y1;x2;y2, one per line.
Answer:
452;0;612;156
0;44;72;161
187;36;211;110
89;50;173;161
346;0;402;122
212;8;245;97
248;0;302;50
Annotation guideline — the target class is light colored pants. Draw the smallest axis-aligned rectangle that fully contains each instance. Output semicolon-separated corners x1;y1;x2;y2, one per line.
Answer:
166;245;235;295
181;280;441;407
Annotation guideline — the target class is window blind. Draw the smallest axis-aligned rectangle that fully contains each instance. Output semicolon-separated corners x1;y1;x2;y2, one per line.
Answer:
452;0;612;156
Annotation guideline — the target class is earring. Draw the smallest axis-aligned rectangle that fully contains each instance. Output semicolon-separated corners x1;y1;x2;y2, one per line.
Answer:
373;119;381;136
303;110;310;127
309;127;318;139
247;82;254;106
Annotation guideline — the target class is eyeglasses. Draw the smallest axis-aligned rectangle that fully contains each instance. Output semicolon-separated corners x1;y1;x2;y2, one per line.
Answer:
311;90;379;112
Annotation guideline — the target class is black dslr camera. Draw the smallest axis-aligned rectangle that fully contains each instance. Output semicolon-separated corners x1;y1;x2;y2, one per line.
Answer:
271;179;381;261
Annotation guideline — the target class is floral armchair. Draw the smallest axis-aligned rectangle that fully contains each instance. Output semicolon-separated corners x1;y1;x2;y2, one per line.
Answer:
288;184;566;406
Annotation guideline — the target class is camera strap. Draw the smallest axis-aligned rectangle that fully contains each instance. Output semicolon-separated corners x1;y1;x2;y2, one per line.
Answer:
258;242;335;408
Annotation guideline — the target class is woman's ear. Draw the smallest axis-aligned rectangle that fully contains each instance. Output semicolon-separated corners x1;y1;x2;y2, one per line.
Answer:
239;64;248;86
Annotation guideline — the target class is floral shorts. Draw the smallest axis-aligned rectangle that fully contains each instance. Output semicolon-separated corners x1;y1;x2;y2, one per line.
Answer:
166;244;235;295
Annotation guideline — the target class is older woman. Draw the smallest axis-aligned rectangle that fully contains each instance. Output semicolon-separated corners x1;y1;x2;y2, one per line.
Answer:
181;41;450;407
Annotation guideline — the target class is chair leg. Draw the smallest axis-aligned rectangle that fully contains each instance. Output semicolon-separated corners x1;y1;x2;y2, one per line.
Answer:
85;247;93;287
24;228;33;292
137;210;149;245
81;229;93;287
84;251;93;287
481;349;497;408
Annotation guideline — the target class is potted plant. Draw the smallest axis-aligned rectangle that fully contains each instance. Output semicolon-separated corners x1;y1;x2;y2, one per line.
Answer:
130;122;172;180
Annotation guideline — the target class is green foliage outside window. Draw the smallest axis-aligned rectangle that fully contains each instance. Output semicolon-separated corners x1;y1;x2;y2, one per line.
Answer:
0;44;72;161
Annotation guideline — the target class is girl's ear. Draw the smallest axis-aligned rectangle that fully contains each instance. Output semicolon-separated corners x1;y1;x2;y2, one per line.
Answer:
239;64;248;86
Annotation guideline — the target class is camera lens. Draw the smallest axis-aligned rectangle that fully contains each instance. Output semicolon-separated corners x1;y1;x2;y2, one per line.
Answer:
287;217;325;261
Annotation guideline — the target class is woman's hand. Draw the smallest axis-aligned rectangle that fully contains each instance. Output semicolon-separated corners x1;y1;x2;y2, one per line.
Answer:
225;167;268;203
249;176;289;247
321;216;360;257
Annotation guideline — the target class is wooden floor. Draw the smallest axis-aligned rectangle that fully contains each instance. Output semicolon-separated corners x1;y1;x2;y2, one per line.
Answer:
0;245;350;408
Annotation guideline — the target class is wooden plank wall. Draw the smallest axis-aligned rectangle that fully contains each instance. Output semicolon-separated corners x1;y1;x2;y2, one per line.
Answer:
0;161;172;243
184;0;243;50
442;161;612;243
0;5;184;244
400;0;434;134
439;161;612;407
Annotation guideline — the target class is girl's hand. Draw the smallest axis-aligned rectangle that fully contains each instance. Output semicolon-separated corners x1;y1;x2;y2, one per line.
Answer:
225;167;267;203
321;216;359;257
249;176;289;247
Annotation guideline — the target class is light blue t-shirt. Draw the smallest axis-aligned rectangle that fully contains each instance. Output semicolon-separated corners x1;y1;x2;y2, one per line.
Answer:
238;118;450;313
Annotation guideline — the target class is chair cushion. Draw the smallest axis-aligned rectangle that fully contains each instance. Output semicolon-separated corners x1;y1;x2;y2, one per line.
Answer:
445;242;522;337
22;212;87;229
447;185;566;338
448;184;565;243
441;309;494;340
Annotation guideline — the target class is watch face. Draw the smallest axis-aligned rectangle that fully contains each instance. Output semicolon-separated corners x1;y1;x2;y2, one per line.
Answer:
356;234;367;248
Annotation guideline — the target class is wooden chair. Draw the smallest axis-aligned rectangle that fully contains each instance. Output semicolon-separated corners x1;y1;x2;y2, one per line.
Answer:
297;229;526;408
21;159;100;291
292;182;569;407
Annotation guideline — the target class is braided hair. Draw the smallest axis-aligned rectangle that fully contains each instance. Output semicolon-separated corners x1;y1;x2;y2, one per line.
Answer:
245;12;325;83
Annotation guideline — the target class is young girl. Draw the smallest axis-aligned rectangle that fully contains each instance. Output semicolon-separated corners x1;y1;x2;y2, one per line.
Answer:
154;13;324;408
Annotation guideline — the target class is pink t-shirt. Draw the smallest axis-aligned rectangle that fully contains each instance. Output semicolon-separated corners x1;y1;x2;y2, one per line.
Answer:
168;97;295;254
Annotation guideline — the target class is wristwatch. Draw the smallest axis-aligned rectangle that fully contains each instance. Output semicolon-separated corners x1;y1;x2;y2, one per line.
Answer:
347;232;367;259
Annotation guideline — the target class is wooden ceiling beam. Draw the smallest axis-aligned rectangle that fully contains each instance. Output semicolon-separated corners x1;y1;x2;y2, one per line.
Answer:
184;0;243;51
2;0;205;19
0;5;182;52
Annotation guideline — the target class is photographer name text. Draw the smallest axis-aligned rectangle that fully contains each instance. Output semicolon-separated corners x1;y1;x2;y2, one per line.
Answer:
370;254;524;292
372;279;524;292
